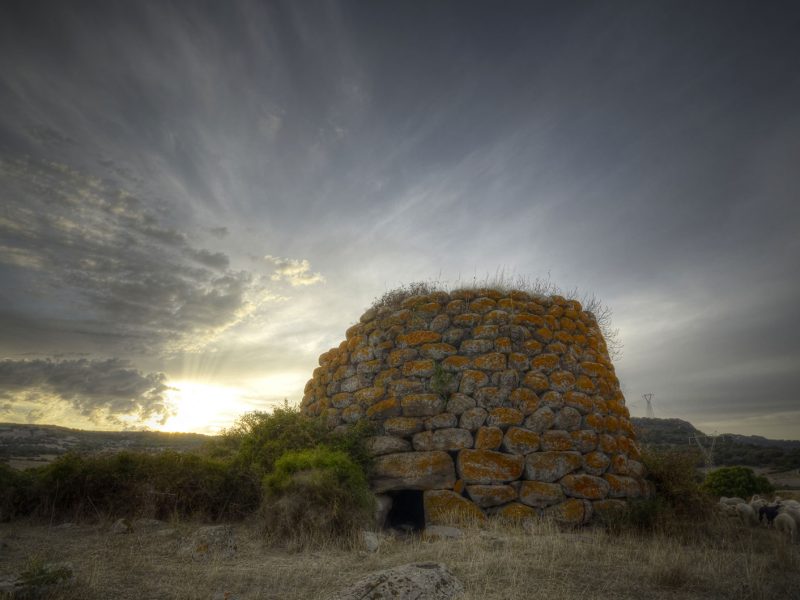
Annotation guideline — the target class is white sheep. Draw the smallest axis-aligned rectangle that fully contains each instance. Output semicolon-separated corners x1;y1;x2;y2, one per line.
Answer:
779;506;800;528
719;496;746;506
774;513;797;543
781;499;800;511
735;502;758;526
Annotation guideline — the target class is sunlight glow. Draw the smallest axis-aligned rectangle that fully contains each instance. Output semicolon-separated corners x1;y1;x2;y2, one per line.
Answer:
157;381;249;434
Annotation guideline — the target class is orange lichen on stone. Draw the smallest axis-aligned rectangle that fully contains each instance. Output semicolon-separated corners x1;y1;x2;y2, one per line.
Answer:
531;353;560;371
512;313;545;327
545;498;591;526
509;388;540;415
553;330;574;344
346;335;366;352
541;430;575;451
457;449;524;483
472;352;507;371
564;391;593;414
603;415;620;433
401;394;445;417
603;474;641;498
570;430;598;453
550;371;576;392
341;404;362;423
459;369;489;393
441;355;471;371
384;416;424;436
575;375;595;393
560;317;577;331
497;298;528;311
502;427;540;455
546;341;567;355
524;451;582;482
522;340;544;355
397;330;442;347
560;474;610;500
469;297;497;314
354;386;385;404
483;309;510;325
466;484;518;508
508;352;530;370
496;502;537;521
534;327;553;342
366;397;400;419
446;299;465;314
487;407;524;428
495;337;513;353
475;426;504;450
402;359;436;377
453;313;481;327
374;368;400;387
582;451;611;476
331;392;353;408
518;481;564;507
599;434;618;454
580;361;608;378
522;371;549;392
419;343;457;359
371;451;456;493
388;348;418;367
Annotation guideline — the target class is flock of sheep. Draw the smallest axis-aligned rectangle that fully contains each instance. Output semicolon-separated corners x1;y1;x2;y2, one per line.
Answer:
718;495;800;542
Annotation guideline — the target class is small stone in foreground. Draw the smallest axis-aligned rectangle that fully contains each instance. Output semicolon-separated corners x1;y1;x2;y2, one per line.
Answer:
328;562;463;600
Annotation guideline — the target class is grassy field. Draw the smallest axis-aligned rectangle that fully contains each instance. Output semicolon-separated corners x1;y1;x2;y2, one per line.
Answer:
1;516;798;600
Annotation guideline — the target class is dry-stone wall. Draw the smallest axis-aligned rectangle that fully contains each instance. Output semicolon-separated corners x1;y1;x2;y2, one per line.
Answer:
300;289;648;527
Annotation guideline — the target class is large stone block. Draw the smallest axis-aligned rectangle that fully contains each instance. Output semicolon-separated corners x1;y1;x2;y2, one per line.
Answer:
544;498;593;526
412;428;473;452
519;481;565;507
372;451;456;493
466;484;518;508
559;474;610;500
524;451;582;483
502;427;540;455
424;490;486;525
366;436;412;456
457;449;524;484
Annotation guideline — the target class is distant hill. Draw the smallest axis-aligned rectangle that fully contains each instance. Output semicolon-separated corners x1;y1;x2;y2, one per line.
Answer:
631;417;800;471
0;422;212;468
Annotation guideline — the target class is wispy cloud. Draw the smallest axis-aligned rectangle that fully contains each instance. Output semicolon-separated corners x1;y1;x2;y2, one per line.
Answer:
264;255;325;287
0;358;173;425
0;157;273;354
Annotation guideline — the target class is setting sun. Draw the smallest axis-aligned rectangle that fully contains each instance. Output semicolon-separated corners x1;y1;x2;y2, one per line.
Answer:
157;381;247;434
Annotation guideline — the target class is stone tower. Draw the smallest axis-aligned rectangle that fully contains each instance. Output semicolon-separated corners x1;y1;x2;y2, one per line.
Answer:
300;289;647;528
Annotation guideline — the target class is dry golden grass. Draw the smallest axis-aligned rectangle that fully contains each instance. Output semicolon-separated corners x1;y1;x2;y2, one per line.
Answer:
1;516;798;600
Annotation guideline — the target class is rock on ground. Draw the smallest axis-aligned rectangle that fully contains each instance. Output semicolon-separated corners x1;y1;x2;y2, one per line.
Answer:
328;562;463;600
181;525;236;560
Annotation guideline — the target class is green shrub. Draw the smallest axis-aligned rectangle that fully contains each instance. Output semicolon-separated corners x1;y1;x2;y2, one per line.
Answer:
209;403;372;477
261;447;374;547
703;466;774;499
20;451;259;521
0;462;33;521
604;448;713;533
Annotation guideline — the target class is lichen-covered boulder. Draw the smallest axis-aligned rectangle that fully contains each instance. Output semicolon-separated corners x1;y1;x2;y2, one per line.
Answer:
371;451;456;493
328;562;463;600
301;289;646;525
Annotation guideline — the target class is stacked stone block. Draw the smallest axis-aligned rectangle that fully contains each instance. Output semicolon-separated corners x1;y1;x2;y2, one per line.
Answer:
300;289;647;526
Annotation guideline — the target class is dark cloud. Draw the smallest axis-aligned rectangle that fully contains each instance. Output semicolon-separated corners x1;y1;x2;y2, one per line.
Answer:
0;358;172;425
0;157;265;355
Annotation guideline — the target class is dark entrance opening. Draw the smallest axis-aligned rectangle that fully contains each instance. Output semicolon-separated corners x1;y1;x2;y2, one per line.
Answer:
386;490;425;531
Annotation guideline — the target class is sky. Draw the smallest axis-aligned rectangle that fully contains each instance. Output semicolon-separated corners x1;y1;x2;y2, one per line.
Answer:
0;1;798;439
